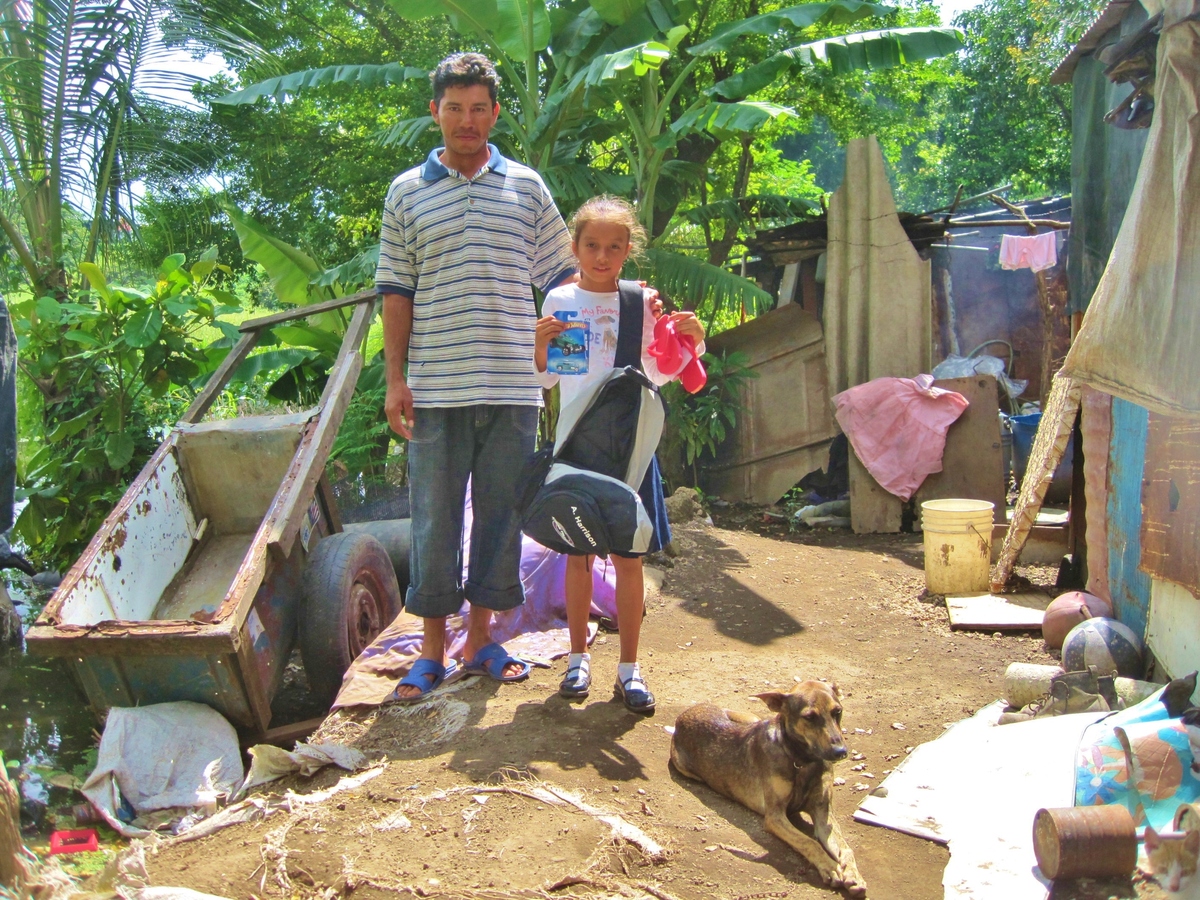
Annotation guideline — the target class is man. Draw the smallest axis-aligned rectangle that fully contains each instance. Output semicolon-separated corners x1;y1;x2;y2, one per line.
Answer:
376;53;577;700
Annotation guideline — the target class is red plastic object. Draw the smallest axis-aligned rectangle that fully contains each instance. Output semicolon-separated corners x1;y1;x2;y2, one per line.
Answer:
49;829;99;855
647;317;707;394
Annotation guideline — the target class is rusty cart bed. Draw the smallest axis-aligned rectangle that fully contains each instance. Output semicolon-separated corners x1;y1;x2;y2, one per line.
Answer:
25;291;399;739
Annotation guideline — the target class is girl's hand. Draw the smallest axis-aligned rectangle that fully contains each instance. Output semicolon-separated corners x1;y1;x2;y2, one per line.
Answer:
534;315;567;372
535;315;567;351
640;283;664;318
670;311;705;344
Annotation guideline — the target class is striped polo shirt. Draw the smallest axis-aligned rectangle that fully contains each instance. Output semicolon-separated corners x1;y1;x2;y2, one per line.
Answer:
376;144;576;407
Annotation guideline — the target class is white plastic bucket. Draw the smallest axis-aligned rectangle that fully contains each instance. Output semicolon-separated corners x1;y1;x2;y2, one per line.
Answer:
921;499;995;594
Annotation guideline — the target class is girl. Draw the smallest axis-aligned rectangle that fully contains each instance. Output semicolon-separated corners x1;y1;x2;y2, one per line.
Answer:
533;195;706;714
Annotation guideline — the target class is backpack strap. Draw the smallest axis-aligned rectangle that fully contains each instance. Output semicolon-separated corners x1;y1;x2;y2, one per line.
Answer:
614;279;645;370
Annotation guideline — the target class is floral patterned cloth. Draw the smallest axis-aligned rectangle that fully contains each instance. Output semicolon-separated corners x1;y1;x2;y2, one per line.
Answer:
1075;689;1200;832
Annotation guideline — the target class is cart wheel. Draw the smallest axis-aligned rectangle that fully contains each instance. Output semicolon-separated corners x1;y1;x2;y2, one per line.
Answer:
300;531;401;707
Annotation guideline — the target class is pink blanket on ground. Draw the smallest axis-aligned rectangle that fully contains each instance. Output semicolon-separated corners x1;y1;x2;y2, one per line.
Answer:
331;488;619;709
833;374;969;501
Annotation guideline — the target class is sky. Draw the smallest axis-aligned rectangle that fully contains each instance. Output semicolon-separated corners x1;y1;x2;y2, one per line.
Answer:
936;0;984;22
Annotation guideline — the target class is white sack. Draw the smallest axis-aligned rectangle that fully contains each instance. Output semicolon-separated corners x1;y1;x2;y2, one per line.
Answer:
82;702;242;837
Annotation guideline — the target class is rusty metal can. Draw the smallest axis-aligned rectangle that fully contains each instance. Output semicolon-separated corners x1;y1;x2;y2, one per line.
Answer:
1033;806;1137;880
1173;801;1200;832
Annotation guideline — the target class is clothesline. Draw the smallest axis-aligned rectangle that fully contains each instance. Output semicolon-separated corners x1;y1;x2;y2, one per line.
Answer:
945;218;1070;230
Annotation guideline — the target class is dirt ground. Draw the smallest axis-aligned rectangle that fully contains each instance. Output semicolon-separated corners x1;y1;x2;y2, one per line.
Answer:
140;512;1156;900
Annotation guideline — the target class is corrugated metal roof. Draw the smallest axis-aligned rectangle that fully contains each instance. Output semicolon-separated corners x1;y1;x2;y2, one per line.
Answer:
1050;0;1136;85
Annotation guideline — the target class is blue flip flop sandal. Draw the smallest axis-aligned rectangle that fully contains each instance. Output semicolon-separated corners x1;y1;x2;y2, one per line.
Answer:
388;658;458;704
461;642;532;682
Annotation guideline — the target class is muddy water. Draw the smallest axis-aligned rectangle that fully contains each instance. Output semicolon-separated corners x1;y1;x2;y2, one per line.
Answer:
1;583;98;834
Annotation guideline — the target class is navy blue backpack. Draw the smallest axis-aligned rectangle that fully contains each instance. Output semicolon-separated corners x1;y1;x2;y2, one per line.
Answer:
519;281;666;557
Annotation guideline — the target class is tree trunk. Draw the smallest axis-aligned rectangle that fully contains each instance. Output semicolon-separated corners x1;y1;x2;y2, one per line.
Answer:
651;131;719;238
706;135;755;268
0;756;29;893
0;579;21;648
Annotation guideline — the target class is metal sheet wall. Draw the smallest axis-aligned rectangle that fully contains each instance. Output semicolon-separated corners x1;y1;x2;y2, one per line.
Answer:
1106;397;1151;636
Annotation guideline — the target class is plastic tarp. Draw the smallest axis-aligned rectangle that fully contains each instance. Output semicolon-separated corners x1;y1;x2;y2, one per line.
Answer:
1061;0;1200;416
81;702;243;838
931;354;1028;400
240;743;366;794
824;136;932;397
833;375;969;501
854;701;1108;900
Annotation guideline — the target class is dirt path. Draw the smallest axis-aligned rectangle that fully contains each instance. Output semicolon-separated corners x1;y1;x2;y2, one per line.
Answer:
145;515;1065;900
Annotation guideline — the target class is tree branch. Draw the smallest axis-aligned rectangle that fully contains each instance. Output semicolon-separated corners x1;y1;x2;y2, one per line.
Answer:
344;0;409;56
0;205;40;287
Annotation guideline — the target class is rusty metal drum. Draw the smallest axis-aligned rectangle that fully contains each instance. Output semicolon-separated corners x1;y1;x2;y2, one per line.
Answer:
1033;806;1137;880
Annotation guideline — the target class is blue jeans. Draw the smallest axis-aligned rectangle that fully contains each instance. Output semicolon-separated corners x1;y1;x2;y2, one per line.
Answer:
406;405;538;618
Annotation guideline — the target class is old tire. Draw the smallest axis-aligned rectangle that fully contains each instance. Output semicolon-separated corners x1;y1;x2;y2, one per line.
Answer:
300;531;402;708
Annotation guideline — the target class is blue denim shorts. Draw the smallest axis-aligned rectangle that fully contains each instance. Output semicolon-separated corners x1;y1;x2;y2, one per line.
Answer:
406;405;539;618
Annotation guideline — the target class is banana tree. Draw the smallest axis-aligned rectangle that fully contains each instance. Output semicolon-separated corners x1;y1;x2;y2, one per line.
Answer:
215;0;963;313
221;199;387;403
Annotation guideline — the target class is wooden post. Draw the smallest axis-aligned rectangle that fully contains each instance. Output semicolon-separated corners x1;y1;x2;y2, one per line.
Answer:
1035;270;1056;408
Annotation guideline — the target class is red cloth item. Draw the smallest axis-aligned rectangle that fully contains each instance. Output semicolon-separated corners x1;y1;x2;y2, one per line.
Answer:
833;375;969;500
647;316;707;393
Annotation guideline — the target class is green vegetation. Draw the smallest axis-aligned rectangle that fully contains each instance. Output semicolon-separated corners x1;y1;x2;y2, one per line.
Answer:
213;0;963;316
660;350;757;489
13;250;242;565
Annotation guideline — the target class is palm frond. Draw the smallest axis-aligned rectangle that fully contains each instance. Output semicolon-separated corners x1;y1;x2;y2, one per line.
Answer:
230;347;320;383
221;199;327;306
378;114;435;148
159;0;280;71
710;26;965;98
313;245;380;289
641;248;772;316
215;62;428;105
678;194;821;228
671;101;796;138
541;164;635;202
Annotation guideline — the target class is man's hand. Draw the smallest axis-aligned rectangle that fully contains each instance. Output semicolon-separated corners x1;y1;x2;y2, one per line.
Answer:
670;310;705;345
386;379;415;440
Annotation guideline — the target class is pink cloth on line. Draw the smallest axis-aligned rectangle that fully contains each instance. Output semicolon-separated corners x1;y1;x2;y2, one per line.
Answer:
833;374;969;501
999;232;1058;272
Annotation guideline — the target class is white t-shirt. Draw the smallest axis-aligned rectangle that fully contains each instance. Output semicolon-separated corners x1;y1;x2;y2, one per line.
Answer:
535;283;705;408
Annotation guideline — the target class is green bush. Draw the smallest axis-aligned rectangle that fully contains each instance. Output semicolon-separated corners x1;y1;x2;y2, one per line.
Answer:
660;350;756;491
13;250;241;569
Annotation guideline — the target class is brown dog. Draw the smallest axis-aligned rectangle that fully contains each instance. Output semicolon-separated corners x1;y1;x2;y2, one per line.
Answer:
669;680;866;897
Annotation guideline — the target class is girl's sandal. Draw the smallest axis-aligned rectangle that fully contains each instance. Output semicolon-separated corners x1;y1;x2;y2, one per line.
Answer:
559;658;591;699
614;673;655;714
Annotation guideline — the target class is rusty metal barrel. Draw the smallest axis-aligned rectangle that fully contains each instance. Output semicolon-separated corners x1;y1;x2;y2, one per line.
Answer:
1033;806;1138;880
